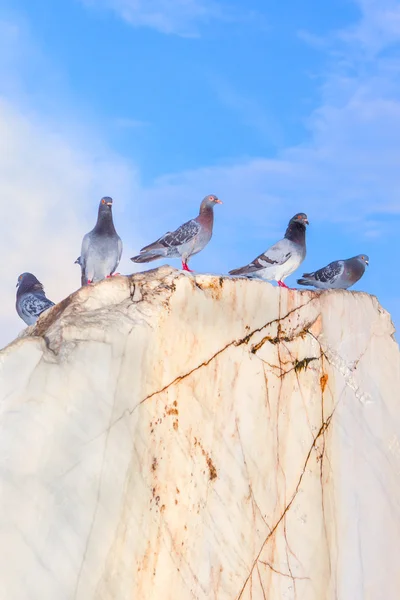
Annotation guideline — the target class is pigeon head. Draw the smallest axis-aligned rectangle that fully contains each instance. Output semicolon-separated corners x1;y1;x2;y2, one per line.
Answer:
16;272;44;295
99;197;113;212
94;196;117;233
199;194;223;213
356;254;369;266
289;213;309;226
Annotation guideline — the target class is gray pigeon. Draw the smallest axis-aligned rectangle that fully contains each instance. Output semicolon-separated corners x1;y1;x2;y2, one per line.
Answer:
80;197;122;285
16;272;55;326
229;213;309;288
297;254;369;289
130;194;222;271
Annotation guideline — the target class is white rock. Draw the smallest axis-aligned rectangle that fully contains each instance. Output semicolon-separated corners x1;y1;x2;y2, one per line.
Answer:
0;266;399;600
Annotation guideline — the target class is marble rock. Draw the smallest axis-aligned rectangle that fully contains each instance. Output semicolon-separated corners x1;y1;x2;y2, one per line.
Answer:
0;266;399;600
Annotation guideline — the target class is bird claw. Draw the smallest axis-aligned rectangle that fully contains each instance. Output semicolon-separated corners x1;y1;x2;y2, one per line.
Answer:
277;280;290;289
106;272;120;278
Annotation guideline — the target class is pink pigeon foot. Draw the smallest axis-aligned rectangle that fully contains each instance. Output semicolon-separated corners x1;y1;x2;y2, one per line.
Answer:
182;262;194;272
87;279;93;284
106;273;121;278
278;280;289;289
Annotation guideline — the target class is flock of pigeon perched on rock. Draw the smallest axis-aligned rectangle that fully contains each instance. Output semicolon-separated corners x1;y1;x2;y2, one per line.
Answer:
15;194;369;326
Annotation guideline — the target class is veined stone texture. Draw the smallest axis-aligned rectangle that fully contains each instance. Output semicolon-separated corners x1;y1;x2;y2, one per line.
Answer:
0;266;399;600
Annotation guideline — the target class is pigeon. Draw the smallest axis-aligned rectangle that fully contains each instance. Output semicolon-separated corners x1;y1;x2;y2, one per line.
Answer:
130;194;222;272
80;197;122;285
229;213;309;288
297;254;369;290
16;272;55;326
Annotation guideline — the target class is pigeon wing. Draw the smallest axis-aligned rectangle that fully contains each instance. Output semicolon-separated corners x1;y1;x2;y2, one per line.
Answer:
117;236;123;262
142;219;201;252
313;260;344;283
241;238;294;273
111;236;123;274
20;293;54;319
80;232;92;279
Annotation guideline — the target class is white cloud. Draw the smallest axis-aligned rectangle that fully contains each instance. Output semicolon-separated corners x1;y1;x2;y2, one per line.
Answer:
79;0;400;234
339;0;400;55
114;117;150;129
139;0;400;224
209;76;285;147
0;98;140;348
0;17;141;348
81;0;226;36
297;29;328;50
124;0;400;292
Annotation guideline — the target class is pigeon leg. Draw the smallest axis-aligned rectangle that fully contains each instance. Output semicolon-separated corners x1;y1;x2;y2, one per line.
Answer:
278;280;289;289
106;273;121;278
182;262;194;272
87;279;93;284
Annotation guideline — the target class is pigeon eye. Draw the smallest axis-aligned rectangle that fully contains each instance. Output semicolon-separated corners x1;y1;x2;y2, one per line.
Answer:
101;199;105;204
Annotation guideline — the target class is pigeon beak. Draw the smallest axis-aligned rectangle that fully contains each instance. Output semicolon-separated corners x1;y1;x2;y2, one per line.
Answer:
304;218;309;225
106;202;113;206
215;199;223;204
365;259;369;266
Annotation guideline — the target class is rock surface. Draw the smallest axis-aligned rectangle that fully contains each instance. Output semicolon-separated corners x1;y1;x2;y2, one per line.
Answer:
0;266;399;600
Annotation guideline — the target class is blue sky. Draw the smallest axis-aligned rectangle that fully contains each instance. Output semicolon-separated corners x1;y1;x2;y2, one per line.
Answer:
1;0;400;346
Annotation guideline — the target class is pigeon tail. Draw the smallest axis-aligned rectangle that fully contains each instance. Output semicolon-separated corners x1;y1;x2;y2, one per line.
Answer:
130;251;165;264
297;277;313;286
228;266;251;276
139;237;167;252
